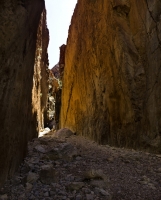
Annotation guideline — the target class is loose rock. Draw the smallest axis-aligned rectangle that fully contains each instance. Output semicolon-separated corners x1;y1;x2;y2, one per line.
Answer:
0;133;161;200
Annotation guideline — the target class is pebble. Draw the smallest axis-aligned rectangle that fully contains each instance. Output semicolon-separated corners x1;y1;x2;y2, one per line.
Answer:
99;188;110;196
86;194;94;200
49;191;55;196
82;188;91;194
76;156;82;161
76;194;82;200
34;145;47;153
27;172;39;183
26;183;33;190
44;191;49;197
157;167;161;172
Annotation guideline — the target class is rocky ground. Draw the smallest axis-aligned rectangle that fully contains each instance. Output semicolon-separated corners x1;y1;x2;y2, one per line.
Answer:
0;128;161;200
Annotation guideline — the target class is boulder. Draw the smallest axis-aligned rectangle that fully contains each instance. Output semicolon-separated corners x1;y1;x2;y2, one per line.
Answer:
39;165;59;184
54;128;74;139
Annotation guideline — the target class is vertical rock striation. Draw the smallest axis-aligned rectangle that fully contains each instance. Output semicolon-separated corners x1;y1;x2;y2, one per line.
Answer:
0;0;46;186
51;45;66;129
46;70;59;127
61;0;161;152
32;8;49;131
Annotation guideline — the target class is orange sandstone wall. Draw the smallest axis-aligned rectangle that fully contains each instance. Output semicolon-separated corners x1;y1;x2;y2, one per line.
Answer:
61;0;161;152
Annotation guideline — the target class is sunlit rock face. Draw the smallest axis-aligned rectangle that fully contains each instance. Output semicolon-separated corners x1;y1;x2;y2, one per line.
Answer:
61;0;161;152
32;9;49;132
0;0;45;186
47;70;59;125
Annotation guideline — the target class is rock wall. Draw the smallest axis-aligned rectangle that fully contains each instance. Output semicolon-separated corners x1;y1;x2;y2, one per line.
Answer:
60;0;161;152
51;64;60;79
50;45;66;129
32;9;49;132
47;70;59;125
0;0;45;186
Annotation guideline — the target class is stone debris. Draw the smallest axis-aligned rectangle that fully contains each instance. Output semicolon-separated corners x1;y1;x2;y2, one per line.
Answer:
0;131;161;200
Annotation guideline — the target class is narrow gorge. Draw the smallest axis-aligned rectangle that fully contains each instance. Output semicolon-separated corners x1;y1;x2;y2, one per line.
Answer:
0;0;161;194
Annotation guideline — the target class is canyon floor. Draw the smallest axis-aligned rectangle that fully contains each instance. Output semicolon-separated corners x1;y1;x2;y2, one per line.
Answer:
0;129;161;200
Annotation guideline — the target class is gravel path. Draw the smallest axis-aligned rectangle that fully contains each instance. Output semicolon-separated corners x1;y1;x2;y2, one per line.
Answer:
0;129;161;200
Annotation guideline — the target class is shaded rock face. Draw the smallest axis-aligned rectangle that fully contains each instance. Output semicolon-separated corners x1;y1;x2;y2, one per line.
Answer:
61;0;161;152
0;0;45;186
50;45;66;129
51;64;60;79
59;44;66;80
55;44;66;129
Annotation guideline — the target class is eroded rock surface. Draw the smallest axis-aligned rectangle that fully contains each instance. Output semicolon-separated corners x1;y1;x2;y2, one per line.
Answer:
61;0;161;152
32;8;49;132
51;44;66;129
